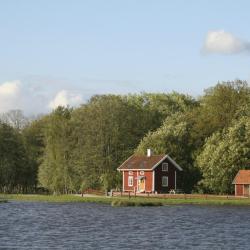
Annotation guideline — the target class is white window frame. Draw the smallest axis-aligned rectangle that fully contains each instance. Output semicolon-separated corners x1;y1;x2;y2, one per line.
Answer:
140;171;144;175
128;176;133;186
162;162;168;172
162;176;168;187
128;171;133;175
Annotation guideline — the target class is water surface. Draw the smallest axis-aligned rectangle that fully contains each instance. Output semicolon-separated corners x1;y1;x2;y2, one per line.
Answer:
0;202;249;249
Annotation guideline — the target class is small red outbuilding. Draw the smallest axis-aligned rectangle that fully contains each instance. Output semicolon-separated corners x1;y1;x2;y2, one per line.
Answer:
232;170;250;196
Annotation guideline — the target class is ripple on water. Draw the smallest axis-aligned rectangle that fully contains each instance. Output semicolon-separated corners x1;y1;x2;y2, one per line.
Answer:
0;202;249;250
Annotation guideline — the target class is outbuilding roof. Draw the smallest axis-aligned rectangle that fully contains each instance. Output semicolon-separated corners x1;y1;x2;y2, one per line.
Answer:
117;154;183;171
232;170;250;184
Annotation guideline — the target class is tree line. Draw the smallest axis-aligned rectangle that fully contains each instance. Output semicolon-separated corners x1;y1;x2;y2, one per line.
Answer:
0;80;249;194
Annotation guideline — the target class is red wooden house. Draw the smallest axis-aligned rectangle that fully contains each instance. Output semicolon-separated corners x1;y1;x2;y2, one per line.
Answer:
117;149;183;193
232;170;250;196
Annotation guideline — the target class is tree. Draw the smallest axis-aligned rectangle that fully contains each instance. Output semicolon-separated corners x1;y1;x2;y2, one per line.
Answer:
21;117;48;190
196;116;250;194
1;81;248;194
0;110;29;130
0;122;31;193
38;107;76;194
70;95;152;191
126;92;198;128
191;80;250;147
136;112;200;192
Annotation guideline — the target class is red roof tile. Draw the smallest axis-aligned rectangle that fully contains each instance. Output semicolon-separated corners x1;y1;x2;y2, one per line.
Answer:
233;170;250;184
117;154;166;170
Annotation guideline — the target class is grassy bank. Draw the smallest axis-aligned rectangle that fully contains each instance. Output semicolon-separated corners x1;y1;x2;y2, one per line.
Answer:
1;194;111;204
2;194;250;206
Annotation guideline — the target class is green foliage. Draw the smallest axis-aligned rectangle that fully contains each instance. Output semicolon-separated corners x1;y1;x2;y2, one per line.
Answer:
100;172;122;192
70;95;155;191
0;81;249;194
22;117;47;189
36;93;196;193
136;112;200;192
38;107;78;194
126;92;198;126
191;80;250;146
0;122;31;193
197;116;250;194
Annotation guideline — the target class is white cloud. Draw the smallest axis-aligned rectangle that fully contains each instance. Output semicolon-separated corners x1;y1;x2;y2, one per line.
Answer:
0;80;50;115
0;80;20;96
49;90;83;109
203;30;250;54
0;81;21;113
0;79;86;115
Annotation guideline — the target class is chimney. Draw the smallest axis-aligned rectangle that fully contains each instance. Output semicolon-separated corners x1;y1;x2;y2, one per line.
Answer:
147;149;152;157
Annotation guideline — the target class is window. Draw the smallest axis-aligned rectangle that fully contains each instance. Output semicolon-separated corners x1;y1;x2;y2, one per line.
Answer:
140;171;144;175
129;171;133;175
162;163;168;172
162;176;168;187
128;176;133;186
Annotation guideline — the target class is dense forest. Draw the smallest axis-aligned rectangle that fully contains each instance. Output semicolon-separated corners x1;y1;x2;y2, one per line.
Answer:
0;80;249;194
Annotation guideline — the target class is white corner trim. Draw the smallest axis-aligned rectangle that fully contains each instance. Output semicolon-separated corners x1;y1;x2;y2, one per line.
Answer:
151;155;183;171
152;170;155;192
137;170;139;192
122;171;125;192
151;155;169;170
232;171;239;184
118;154;183;172
166;155;183;171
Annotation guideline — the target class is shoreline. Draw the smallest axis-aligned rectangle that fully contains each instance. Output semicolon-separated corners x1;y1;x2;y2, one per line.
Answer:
2;194;250;206
0;199;8;203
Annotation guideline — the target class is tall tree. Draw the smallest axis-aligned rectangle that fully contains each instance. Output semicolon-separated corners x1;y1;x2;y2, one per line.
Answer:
0;122;31;193
136;112;200;192
191;80;250;147
70;95;154;191
21;117;47;190
38;107;75;194
197;116;250;194
126;92;198;127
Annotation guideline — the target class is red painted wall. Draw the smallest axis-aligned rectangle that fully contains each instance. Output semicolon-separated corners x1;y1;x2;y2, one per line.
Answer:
122;158;181;193
154;158;176;193
123;171;135;192
123;170;153;192
144;171;153;192
235;184;243;196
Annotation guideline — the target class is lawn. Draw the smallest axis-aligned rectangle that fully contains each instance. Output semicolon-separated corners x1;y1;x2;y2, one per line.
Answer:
1;194;250;206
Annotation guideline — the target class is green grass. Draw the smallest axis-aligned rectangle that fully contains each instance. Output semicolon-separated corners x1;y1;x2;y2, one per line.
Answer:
1;194;111;204
1;194;250;206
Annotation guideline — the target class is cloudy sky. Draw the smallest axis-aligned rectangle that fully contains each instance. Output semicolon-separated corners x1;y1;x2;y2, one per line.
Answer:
0;0;249;114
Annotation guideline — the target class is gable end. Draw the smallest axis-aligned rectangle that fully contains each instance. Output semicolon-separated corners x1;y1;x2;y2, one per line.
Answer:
152;155;183;171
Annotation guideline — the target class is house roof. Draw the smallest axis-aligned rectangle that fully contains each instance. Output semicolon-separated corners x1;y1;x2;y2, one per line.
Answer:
117;154;183;171
232;170;250;184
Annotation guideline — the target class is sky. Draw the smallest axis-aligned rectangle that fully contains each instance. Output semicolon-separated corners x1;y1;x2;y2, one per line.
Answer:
0;0;250;114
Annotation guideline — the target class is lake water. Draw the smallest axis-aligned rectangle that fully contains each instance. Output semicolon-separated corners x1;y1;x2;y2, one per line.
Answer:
0;202;250;249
